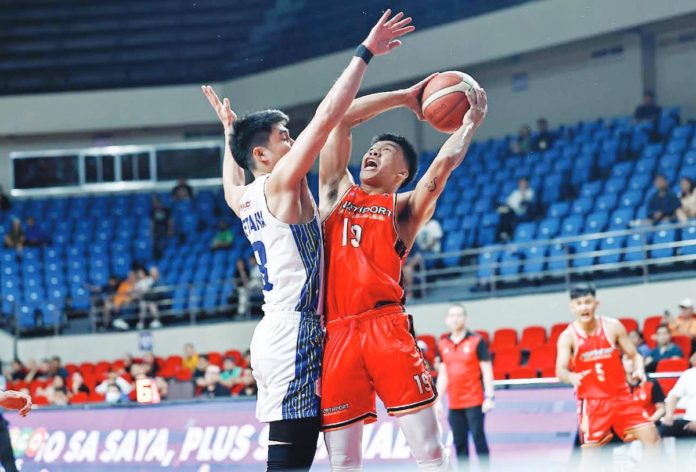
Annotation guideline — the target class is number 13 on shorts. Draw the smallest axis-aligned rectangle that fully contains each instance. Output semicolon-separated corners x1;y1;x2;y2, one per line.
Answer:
413;373;433;395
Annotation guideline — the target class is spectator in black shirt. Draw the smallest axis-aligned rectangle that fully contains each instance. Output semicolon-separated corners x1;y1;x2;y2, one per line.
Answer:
0;186;11;212
47;356;68;380
150;197;173;260
171;178;194;201
193;355;210;388
648;174;680;224
201;365;230;398
531;118;555;152
634;90;661;123
23;217;48;247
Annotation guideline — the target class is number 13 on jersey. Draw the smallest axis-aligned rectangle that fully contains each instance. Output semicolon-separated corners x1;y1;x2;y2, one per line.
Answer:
342;217;363;247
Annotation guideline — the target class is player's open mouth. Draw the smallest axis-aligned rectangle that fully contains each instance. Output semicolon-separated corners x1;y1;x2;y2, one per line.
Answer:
363;158;379;170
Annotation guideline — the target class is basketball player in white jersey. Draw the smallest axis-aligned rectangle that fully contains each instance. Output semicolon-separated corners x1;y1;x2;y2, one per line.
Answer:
202;10;414;471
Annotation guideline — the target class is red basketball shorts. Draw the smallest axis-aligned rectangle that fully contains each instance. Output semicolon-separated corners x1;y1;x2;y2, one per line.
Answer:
578;393;653;446
320;307;437;431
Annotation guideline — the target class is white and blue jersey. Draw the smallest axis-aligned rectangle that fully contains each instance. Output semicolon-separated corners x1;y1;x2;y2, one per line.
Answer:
239;174;324;422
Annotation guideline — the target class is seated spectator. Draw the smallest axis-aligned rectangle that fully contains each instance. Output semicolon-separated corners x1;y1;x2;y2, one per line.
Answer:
220;357;243;389
666;298;696;339
121;353;134;375
510;125;532;155
628;329;651;357
171;178;194;201
88;276;120;330
677;177;696;224
5;359;27;381
646;324;683;372
236;369;258;397
0;185;11;211
531;118;555;152
210;221;235;250
235;255;263;317
201;365;230;398
415;218;443;254
659;352;696;438
623;354;666;423
142;352;159;378
648;174;680;224
633;90;661;123
182;343;199;372
24;359;50;383
193;355;210;388
111;271;138;330
47;356;68;379
151;196;173;260
23;217;48;247
69;371;91;396
497;177;536;240
36;375;68;405
133;267;162;330
3;218;24;252
96;371;132;401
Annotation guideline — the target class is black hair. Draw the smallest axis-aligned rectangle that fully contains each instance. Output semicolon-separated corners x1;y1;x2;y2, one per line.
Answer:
644;90;655;98
569;283;596;299
231;110;289;171
681;176;694;193
370;133;419;188
656;323;671;333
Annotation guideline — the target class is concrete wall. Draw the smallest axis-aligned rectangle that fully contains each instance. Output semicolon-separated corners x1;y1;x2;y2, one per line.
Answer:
655;23;696;120
4;277;693;364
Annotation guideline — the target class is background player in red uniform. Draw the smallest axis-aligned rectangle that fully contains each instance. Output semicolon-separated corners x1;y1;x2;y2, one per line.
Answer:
317;77;487;470
556;284;660;458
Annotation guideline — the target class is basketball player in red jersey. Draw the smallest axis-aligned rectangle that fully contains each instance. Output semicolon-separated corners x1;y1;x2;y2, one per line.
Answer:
317;78;487;470
556;284;660;454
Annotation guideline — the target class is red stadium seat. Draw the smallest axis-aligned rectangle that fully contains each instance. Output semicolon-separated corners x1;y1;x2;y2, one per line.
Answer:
70;392;90;404
417;334;437;365
475;330;490;345
175;369;193;382
90;392;105;403
539;366;556;378
491;328;518;352
642;315;663;348
112;360;125;371
519;326;546;351
493;347;521;380
79;362;95;375
33;395;49;406
224;350;243;365
548;323;567;346
207;352;223;367
656;358;689;396
165;355;183;371
95;361;111;376
508;366;538;380
65;363;79;375
618;317;639;333
672;335;692;358
527;345;557;373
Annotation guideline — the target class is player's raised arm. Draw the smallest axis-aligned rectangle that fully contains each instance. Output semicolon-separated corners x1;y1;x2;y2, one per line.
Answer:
201;85;246;214
0;389;32;416
268;9;414;194
318;75;434;218
398;86;487;245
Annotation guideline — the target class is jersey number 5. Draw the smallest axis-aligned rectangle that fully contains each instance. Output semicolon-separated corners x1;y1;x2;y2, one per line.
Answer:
342;218;363;248
251;241;274;291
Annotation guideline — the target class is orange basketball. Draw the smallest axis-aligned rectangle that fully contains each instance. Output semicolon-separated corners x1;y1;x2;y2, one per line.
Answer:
421;71;478;133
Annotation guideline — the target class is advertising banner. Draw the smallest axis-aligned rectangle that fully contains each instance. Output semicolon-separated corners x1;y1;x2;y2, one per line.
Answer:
5;388;577;471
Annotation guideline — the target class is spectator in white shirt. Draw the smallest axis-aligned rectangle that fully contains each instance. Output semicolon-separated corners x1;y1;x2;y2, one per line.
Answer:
497;177;536;241
659;353;696;438
96;371;132;403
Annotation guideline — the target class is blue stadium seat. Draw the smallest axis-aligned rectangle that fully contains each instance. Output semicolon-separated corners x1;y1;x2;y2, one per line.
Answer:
572;239;599;268
477;249;500;279
498;251;521;277
659;154;682;173
579;181;603;199
41;303;62;327
671;124;693;141
560;215;584;237
443;232;465;267
537;218;560;239
642;143;664;159
618;190;643;209
548;202;570;219
595;193;618;213
667;139;688;155
609;208;634;229
541;174;563;206
513;222;536;242
681;224;696;256
634;158;656;175
571;198;593;216
627;173;652;192
17;305;37;330
624;233;647;262
604;177;626;195
547;243;568;272
522;244;547;275
599;236;626;265
584;212;609;233
610;162;634;179
684;150;696;167
650;229;676;259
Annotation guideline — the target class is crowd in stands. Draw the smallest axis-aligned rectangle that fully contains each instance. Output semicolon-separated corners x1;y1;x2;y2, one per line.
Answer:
0;342;256;407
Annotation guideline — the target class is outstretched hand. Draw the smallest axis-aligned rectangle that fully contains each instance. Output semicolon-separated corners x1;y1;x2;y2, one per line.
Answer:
0;390;32;417
363;9;415;56
201;85;237;134
463;85;488;128
403;73;438;120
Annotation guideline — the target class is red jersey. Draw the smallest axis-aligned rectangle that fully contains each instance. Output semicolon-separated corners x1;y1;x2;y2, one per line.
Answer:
571;317;630;399
438;332;491;409
323;185;408;321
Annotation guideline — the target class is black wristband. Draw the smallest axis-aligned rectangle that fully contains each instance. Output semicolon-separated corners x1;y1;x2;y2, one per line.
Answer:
355;44;373;64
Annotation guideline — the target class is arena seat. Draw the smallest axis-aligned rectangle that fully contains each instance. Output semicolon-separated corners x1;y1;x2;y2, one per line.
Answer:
492;347;521;380
519;326;546;351
527;344;557;376
656;358;690;395
672;335;692;358
508;366;538;379
491;328;518;352
618;317;639;333
643;315;664;348
548;323;567;346
474;330;490;345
